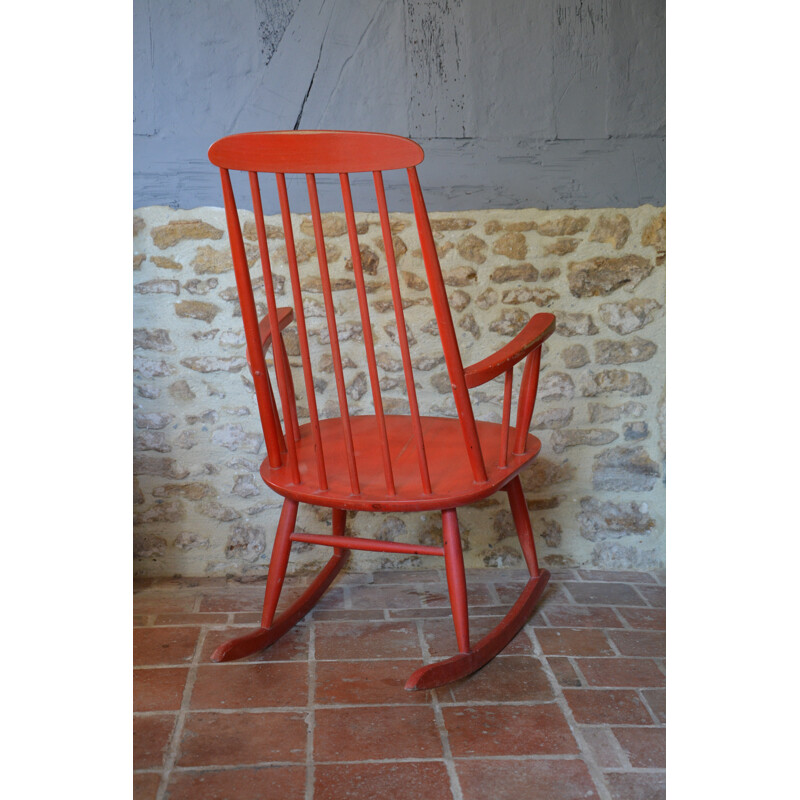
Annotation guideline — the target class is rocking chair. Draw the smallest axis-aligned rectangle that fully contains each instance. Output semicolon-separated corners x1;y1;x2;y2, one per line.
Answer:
207;131;555;690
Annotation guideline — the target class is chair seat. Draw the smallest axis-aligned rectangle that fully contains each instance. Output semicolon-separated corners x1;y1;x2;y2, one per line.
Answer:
260;414;541;512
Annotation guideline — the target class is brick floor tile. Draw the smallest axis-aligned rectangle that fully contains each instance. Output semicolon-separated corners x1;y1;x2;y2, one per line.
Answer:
154;612;229;626
314;706;442;761
315;660;430;704
543;604;623;629
577;657;666;688
443;703;578;757
579;725;626;768
388;606;460;620
134;627;200;666
577;569;656;584
535;627;615;657
198;592;278;614
642;688;666;724
177;711;307;767
312;608;385;621
190;662;308;709
466;566;531;581
608;630;666;658
314;762;452;800
420;582;496;607
164;766;305;800
456;758;599;800
442;656;554;703
496;580;570;606
547;656;583;687
392;605;510;620
564;582;647;606
547;568;580;580
133;714;176;769
348;583;425;609
370;568;441;583
310;586;347;610
603;770;666;800
200;625;309;663
133;595;195;615
134;615;151;628
231;612;263;624
133;772;161;800
314;620;422;660
563;689;653;725
637;585;666;608
616;607;666;630
423;617;534;658
134;668;189;712
613;726;666;768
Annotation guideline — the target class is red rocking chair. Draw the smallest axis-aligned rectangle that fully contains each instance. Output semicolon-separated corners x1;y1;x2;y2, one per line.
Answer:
207;131;555;690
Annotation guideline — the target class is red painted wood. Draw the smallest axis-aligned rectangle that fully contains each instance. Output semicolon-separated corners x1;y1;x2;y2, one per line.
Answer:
340;172;396;495
250;173;301;456
504;475;541;577
260;415;542;512
219;168;284;468
275;172;328;489
374;170;432;494
210;547;349;662
442;509;470;653
260;499;299;628
407;166;488;484
244;307;294;371
404;569;550;690
209;130;424;174
513;347;543;455
307;172;360;494
290;531;444;558
499;368;513;469
464;312;555;388
208;130;555;687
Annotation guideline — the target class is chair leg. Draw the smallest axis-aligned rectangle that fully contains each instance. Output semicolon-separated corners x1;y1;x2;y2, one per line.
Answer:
504;475;541;578
442;508;470;654
260;498;299;628
404;493;549;691
211;499;349;663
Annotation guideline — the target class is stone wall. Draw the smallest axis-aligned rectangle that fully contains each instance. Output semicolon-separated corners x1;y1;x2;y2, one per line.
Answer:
133;205;665;577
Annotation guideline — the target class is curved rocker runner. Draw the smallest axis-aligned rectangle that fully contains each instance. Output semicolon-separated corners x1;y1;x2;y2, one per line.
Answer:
206;130;556;689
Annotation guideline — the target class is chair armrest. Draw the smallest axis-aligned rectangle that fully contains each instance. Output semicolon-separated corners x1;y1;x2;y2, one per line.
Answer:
245;307;294;369
463;312;555;388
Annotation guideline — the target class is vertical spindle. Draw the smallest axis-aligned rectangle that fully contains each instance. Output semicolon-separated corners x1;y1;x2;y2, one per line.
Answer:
219;168;284;469
307;173;360;495
340;172;396;495
374;170;432;495
276;172;328;489
249;171;300;483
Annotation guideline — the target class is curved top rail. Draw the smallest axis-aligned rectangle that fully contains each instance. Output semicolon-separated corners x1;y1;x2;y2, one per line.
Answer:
208;130;425;174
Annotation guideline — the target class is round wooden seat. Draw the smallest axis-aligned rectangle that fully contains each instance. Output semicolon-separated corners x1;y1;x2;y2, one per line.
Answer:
261;415;542;512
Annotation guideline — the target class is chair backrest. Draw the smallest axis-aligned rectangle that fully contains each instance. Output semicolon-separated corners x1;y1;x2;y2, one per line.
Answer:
208;130;489;496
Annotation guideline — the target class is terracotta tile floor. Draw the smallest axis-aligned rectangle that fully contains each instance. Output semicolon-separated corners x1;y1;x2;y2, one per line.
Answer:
134;567;666;800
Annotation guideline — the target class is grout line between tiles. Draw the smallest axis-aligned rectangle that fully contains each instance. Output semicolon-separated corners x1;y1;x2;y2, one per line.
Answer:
637;688;663;727
305;622;316;800
153;626;207;800
605;627;623;657
532;628;614;800
604;724;633;770
416;619;462;800
160;753;606;773
610;606;632;629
